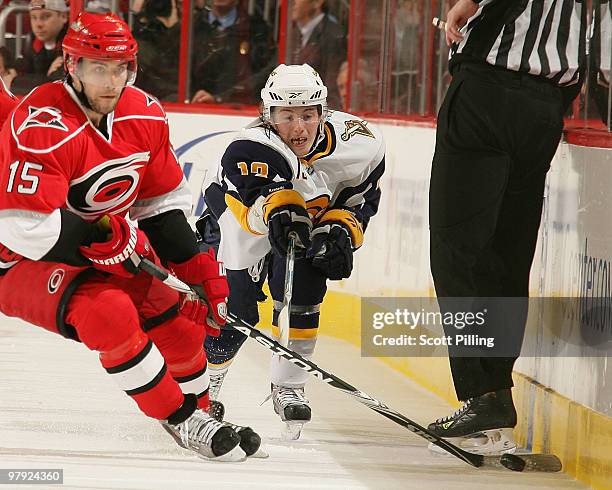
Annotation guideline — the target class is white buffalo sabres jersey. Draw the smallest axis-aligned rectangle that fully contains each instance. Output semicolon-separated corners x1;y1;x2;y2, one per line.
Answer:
204;110;385;270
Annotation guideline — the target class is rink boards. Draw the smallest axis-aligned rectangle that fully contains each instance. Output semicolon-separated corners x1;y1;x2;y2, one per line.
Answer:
166;111;612;489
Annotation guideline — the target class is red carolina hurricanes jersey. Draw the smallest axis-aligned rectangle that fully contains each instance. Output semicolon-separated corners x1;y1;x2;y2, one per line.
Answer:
0;81;191;263
0;77;18;128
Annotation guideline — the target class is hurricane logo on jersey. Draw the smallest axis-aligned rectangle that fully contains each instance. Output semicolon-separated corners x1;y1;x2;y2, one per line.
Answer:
67;152;150;218
16;106;68;134
48;268;65;294
341;119;374;141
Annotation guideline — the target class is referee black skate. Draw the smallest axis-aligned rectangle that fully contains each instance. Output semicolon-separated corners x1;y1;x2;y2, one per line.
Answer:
428;0;587;455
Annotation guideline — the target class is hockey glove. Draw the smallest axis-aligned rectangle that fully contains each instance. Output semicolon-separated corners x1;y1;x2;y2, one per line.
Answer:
168;249;229;334
79;214;152;278
179;296;220;337
307;209;364;280
261;182;312;257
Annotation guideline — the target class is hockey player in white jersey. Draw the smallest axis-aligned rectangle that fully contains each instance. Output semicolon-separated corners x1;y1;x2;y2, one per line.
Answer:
197;64;385;438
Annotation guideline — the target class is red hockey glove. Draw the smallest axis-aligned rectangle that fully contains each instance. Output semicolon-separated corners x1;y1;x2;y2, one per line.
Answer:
179;296;220;337
168;249;229;330
79;214;152;278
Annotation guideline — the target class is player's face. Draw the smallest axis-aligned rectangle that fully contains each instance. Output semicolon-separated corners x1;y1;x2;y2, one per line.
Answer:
77;59;130;115
272;106;321;157
212;0;238;8
292;0;323;24
30;10;67;43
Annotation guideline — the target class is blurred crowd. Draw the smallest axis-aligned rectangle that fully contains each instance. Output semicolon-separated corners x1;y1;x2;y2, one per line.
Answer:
0;0;609;124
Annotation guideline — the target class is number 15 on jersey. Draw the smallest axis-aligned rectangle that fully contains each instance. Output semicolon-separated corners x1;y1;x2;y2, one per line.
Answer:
6;161;43;194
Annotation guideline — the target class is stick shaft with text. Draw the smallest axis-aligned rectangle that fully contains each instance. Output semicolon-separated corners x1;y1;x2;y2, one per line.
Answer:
278;233;296;348
138;257;561;472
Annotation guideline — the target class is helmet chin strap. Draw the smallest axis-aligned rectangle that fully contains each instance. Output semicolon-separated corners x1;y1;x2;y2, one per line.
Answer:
314;120;326;148
67;74;95;112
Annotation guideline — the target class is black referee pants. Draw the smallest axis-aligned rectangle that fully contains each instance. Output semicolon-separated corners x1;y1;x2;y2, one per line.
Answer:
429;62;564;401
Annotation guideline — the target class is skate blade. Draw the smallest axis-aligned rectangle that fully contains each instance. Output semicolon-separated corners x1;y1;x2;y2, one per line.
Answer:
248;446;270;459
281;422;305;441
204;445;247;462
428;428;517;456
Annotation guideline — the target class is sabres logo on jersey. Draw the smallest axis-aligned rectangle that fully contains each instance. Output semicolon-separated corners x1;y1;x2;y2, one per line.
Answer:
17;106;69;135
341;119;374;142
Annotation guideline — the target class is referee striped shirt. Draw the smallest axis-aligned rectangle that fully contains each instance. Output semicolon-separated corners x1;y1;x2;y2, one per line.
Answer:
449;0;588;87
591;0;611;85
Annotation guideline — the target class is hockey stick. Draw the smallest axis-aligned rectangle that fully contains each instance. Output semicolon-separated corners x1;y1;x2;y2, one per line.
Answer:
277;233;296;348
138;257;562;472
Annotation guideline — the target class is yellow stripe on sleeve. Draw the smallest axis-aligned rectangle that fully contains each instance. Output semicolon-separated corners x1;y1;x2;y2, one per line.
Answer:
225;193;265;236
262;189;307;223
319;209;364;248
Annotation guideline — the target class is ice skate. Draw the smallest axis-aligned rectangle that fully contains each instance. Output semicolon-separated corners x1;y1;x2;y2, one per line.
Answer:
206;400;266;457
208;399;225;422
271;384;311;440
161;408;246;462
208;366;229;401
427;389;517;456
207;365;228;422
224;422;269;458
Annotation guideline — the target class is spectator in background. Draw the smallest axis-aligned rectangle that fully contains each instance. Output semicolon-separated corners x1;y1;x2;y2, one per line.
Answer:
336;60;348;108
0;67;18;128
291;0;346;108
134;0;181;101
12;0;68;95
336;59;378;113
0;47;17;90
192;0;207;23
190;0;276;104
131;0;146;15
391;0;420;113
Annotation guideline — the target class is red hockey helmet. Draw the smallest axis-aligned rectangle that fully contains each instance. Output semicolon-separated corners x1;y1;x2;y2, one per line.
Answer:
63;12;138;85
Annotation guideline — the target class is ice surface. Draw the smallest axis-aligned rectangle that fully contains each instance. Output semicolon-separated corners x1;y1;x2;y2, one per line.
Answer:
0;316;587;489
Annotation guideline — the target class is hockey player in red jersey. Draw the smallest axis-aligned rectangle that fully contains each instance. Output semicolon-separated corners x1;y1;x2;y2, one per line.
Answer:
0;76;18;128
0;11;261;461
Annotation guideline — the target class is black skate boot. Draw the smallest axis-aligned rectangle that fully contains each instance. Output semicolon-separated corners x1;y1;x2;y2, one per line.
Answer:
224;423;268;458
271;384;311;440
208;400;225;422
427;389;517;455
161;396;245;462
206;400;266;457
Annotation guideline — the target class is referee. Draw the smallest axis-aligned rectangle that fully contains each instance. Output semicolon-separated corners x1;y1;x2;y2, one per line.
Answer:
428;0;587;455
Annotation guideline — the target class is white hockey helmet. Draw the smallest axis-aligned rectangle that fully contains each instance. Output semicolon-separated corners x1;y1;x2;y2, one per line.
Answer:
261;63;328;124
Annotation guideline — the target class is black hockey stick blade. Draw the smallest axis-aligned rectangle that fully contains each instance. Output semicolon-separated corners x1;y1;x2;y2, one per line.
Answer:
138;257;562;472
138;257;193;294
222;311;509;470
499;453;562;472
